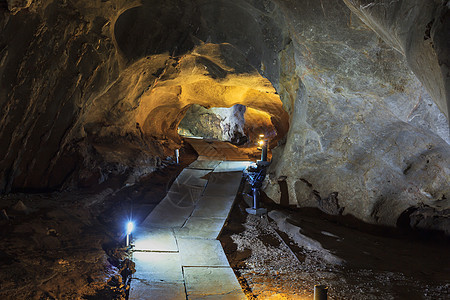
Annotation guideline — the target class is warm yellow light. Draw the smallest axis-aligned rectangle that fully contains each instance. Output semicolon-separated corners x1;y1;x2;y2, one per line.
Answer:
258;139;264;147
259;134;265;138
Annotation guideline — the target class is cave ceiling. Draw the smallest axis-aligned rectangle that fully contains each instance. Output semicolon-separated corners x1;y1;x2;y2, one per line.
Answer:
0;0;449;230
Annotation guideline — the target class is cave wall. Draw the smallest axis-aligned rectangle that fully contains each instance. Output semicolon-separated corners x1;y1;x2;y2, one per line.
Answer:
178;104;247;142
343;0;450;119
0;0;449;230
0;0;289;191
178;103;278;144
265;0;449;228
0;0;128;191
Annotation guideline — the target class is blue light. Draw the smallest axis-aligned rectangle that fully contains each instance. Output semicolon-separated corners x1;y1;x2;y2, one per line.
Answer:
126;221;134;235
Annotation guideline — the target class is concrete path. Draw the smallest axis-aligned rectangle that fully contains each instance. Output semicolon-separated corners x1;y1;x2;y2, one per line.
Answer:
129;145;252;299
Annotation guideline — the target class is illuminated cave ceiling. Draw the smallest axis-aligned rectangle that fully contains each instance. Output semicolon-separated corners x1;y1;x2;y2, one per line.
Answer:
83;42;289;146
0;0;449;231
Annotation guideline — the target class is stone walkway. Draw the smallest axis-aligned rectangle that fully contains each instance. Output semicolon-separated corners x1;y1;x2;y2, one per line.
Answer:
184;137;249;161
129;146;252;299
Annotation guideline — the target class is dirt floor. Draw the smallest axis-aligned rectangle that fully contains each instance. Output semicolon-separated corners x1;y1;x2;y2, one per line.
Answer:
219;192;450;300
0;147;197;300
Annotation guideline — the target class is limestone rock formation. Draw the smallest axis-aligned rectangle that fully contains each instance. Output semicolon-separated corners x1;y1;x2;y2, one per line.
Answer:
178;104;247;142
6;0;32;14
0;0;448;233
266;0;450;229
178;103;278;144
343;0;450;119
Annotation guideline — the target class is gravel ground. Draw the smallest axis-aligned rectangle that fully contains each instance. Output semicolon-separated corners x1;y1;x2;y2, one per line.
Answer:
219;195;450;300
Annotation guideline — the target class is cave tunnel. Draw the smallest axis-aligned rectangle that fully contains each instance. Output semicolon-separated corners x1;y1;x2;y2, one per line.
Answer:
125;42;290;148
111;2;291;152
0;0;449;299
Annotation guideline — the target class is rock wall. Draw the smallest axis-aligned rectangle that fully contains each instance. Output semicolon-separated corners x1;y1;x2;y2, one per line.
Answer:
343;0;450;119
0;0;289;192
178;103;279;144
0;0;131;192
178;104;247;143
265;0;449;230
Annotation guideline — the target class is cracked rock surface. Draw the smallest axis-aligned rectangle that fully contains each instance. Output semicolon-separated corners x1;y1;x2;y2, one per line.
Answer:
0;0;448;231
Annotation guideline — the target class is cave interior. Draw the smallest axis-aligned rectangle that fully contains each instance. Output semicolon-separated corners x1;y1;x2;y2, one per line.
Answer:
0;0;449;299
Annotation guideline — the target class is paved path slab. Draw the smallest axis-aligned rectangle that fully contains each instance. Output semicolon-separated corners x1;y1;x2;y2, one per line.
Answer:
162;186;204;206
203;172;243;197
172;169;210;188
186;139;219;158
177;238;230;267
129;280;186;300
133;228;178;251
187;160;221;170
184;267;246;299
141;196;195;229
132;251;184;282
213;161;253;172
176;217;227;239
186;138;249;161
191;195;235;218
130;139;249;299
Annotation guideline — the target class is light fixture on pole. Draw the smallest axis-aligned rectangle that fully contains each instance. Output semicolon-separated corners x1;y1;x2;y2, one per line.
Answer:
126;221;134;247
257;134;268;162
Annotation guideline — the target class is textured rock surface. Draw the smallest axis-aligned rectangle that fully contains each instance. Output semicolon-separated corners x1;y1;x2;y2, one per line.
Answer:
0;0;448;232
265;0;450;229
178;104;247;142
178;104;278;143
0;1;289;192
343;0;450;119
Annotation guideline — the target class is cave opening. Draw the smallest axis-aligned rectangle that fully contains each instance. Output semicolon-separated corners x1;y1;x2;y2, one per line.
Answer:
175;95;285;148
129;42;290;156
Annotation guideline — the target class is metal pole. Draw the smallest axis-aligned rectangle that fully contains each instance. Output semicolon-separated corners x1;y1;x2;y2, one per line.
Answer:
126;233;130;247
252;187;260;209
261;142;268;161
314;285;328;300
175;149;180;164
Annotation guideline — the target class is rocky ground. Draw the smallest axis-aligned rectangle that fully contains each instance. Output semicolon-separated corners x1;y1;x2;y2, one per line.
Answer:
220;192;450;299
1;143;448;299
0;147;196;300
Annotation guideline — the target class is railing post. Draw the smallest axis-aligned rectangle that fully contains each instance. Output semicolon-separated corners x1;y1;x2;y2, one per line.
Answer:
314;285;328;300
175;149;180;164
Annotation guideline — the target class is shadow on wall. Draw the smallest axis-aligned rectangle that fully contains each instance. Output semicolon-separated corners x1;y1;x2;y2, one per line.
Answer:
113;0;282;69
